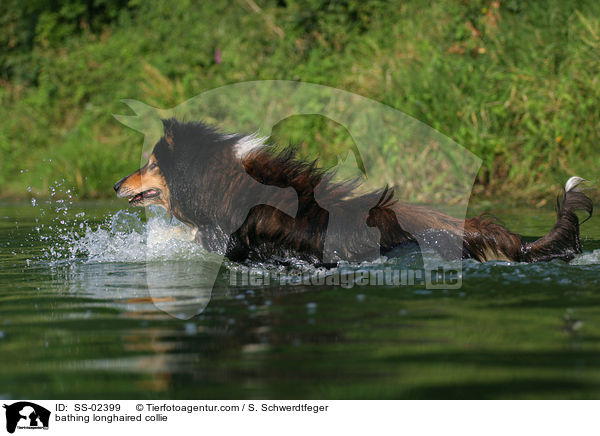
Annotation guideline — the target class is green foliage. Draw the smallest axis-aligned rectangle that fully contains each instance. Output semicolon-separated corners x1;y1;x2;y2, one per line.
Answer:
0;0;599;201
0;0;134;82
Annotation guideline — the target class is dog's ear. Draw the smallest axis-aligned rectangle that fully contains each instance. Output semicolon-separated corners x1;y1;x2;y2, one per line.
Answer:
161;118;176;150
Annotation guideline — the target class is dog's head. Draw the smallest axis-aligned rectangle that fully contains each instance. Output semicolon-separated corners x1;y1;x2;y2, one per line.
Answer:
115;118;240;217
113;153;171;210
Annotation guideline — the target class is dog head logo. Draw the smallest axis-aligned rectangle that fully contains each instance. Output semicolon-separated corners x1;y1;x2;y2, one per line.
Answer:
3;402;50;434
113;81;481;318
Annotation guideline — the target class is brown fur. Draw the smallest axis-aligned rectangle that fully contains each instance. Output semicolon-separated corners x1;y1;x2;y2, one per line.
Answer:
113;154;171;211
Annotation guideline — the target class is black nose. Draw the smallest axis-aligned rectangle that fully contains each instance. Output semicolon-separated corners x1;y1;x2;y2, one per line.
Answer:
113;177;126;192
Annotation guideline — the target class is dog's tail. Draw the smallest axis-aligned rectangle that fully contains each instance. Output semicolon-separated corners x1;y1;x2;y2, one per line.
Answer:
521;176;593;262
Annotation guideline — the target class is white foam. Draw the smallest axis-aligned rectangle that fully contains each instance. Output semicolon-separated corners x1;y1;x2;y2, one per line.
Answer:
48;208;209;264
570;249;600;265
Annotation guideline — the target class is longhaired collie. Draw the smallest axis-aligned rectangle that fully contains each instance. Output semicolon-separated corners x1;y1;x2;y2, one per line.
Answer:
114;119;593;264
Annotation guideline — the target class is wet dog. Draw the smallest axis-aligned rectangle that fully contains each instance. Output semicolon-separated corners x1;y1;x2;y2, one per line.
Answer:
115;119;593;263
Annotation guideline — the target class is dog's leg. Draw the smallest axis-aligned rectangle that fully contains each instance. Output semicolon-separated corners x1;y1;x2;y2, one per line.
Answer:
226;205;312;262
225;231;251;262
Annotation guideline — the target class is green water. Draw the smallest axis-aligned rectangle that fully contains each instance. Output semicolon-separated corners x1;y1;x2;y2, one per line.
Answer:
1;200;599;399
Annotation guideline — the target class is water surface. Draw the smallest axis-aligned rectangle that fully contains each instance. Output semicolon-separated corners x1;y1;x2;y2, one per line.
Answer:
1;199;599;399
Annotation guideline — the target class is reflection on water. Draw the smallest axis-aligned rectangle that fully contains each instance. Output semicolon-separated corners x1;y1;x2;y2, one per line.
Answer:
0;200;599;399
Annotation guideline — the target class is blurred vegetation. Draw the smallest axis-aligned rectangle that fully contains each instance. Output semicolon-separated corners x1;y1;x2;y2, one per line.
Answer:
0;0;599;203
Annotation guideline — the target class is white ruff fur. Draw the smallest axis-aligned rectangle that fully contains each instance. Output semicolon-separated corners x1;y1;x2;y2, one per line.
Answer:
233;133;267;159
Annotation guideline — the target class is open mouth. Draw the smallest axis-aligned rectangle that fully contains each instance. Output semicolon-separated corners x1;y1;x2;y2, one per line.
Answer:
129;189;160;204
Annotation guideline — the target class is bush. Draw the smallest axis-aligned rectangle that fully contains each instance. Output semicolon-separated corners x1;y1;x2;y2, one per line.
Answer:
1;0;599;202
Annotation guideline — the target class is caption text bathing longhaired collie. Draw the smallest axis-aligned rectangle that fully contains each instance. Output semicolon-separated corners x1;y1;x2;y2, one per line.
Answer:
114;119;593;264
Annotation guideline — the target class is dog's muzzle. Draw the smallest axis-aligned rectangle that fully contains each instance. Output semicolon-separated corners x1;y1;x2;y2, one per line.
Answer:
113;177;127;193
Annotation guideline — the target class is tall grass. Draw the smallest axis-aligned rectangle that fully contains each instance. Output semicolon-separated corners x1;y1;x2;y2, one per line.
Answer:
1;0;599;203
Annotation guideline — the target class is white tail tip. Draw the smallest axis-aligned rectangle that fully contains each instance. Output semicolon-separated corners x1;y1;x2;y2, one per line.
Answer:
565;176;587;193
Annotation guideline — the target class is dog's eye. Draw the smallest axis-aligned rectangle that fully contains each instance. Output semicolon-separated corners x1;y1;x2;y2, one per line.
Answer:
149;163;158;170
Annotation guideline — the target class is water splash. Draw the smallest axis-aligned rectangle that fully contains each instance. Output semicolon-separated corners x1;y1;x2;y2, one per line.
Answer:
571;249;600;265
46;208;208;264
24;180;208;264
